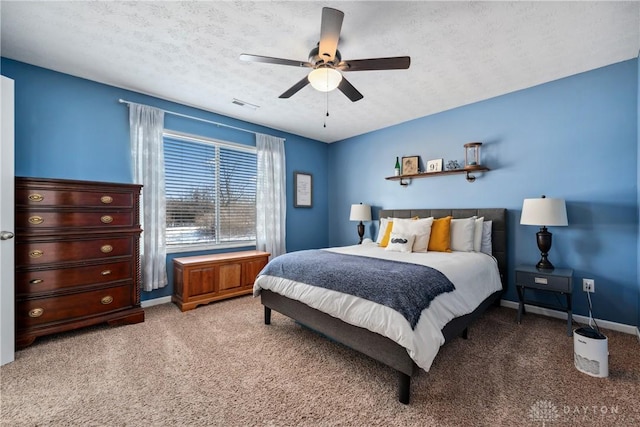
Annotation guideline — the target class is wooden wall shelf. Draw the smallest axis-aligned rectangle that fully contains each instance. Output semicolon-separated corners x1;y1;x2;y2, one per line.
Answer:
385;166;489;186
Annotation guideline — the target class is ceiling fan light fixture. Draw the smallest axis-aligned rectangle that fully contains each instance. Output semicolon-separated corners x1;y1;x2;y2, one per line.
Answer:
308;67;342;92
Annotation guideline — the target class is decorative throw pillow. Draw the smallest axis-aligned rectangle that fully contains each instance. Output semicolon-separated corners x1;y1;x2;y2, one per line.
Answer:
428;216;452;252
384;232;415;253
376;218;391;244
392;217;434;252
481;220;493;255
450;217;476;252
473;216;484;252
379;221;394;247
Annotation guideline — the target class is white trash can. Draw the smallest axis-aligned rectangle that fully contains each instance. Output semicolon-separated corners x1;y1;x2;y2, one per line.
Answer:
573;327;608;378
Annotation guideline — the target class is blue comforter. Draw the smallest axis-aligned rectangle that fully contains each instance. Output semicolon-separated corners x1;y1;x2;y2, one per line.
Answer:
258;249;455;329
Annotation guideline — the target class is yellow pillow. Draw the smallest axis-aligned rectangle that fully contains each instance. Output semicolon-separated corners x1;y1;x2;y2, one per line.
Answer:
428;216;452;252
380;221;394;247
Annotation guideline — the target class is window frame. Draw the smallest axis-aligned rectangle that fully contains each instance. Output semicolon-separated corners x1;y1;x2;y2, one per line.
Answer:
163;129;257;254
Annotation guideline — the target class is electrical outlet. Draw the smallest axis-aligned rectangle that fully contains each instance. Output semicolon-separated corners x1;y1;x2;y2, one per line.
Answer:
583;278;595;293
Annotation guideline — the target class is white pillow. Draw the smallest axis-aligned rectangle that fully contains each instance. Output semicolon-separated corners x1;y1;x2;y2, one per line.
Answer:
384;232;415;253
450;217;476;252
473;216;484;252
391;217;434;252
481;220;493;255
375;218;391;244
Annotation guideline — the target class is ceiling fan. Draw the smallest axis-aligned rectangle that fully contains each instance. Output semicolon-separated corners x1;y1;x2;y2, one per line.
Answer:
239;7;410;102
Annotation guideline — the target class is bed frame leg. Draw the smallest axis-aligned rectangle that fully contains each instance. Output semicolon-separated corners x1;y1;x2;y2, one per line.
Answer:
264;306;271;325
461;327;469;340
398;372;411;404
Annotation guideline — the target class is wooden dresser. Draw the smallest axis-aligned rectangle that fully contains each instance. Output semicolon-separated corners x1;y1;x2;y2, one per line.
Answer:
15;177;144;348
173;250;269;311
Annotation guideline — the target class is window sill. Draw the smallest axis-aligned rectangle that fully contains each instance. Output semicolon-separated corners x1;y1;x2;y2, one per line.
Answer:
166;241;257;255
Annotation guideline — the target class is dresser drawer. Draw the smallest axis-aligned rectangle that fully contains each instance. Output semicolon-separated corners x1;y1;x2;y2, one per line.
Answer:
16;260;134;295
16;187;135;209
515;270;571;293
16;236;134;267
16;210;134;230
17;284;134;328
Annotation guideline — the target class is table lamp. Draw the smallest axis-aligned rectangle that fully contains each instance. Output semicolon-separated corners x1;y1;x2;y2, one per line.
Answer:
349;203;372;244
520;195;568;270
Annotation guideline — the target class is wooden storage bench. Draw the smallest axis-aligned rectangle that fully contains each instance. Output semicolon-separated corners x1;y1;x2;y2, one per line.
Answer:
172;250;270;311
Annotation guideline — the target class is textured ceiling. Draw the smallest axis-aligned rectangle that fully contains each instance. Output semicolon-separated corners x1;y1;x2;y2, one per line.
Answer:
1;1;639;143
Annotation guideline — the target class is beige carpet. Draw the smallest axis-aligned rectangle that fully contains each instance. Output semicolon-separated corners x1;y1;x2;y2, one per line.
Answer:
1;296;638;426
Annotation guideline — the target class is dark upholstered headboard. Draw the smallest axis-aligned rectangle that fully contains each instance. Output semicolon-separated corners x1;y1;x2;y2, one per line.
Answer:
379;208;507;290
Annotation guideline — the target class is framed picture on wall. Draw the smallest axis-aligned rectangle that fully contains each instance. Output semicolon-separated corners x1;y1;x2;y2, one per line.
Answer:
426;158;443;173
401;156;419;175
294;172;313;208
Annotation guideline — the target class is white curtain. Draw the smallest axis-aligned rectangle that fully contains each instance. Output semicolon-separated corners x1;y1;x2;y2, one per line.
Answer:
129;103;168;291
256;133;286;259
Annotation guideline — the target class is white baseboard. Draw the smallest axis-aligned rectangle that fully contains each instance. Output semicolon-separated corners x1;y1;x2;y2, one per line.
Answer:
141;296;172;308
140;296;640;338
500;299;638;336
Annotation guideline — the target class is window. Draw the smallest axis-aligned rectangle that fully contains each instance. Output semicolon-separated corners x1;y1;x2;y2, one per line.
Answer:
164;131;257;251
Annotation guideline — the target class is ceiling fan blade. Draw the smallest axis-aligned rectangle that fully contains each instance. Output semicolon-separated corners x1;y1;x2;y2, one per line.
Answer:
337;77;363;102
318;7;344;63
279;76;310;99
239;54;312;68
337;56;411;72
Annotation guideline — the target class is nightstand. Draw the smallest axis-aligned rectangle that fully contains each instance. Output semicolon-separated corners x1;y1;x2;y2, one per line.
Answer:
515;265;574;336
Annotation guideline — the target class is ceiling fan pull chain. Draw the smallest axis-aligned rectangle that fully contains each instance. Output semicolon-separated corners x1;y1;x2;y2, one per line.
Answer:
324;90;329;128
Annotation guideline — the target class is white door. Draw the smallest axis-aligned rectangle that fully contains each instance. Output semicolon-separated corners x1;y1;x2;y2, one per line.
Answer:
0;76;15;365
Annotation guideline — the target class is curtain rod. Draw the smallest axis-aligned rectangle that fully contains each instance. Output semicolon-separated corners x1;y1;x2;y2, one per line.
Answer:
118;98;274;138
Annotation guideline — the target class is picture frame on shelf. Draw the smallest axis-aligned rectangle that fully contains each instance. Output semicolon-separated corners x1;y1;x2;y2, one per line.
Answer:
294;171;312;208
401;156;419;175
426;158;443;173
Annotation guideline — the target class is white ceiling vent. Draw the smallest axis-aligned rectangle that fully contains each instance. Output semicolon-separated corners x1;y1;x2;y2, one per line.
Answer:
232;98;259;110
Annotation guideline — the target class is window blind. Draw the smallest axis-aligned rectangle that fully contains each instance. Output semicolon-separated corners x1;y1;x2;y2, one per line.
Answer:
164;134;257;248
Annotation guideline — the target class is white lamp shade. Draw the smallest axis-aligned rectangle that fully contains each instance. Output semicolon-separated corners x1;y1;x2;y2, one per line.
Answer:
349;204;372;221
308;68;342;92
520;197;568;226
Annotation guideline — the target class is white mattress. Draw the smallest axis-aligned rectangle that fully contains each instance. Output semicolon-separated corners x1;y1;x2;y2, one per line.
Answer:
253;242;502;371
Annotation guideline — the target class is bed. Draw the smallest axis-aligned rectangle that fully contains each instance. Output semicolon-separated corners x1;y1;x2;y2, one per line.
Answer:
254;208;507;404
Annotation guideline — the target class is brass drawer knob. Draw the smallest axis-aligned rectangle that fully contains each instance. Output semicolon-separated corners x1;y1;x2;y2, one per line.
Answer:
29;250;43;258
101;295;113;305
100;196;113;204
29;279;44;284
101;215;113;224
101;269;112;276
28;216;44;225
29;308;44;318
28;193;44;202
100;245;113;254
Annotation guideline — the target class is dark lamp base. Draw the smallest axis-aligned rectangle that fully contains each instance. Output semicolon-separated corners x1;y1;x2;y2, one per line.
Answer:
536;258;554;271
535;226;554;271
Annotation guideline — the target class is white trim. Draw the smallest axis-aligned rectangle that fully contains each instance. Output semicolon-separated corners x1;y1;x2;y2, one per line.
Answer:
141;296;172;308
167;241;257;255
139;297;640;338
500;299;638;335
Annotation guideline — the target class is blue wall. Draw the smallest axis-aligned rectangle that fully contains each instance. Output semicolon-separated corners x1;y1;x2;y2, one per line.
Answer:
328;60;639;326
1;58;329;301
3;57;639;327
